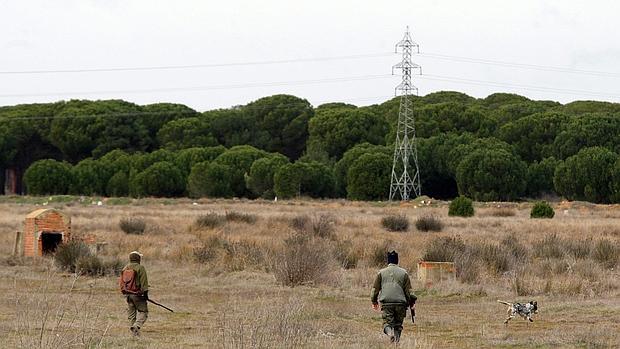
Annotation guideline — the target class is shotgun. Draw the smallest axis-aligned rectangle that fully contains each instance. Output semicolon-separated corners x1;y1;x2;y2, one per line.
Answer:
147;298;174;312
410;305;415;324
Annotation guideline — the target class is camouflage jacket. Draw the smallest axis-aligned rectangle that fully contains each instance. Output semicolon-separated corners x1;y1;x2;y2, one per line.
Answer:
371;264;416;306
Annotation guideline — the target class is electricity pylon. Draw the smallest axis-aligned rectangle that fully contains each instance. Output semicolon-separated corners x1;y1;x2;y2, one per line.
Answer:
389;26;422;201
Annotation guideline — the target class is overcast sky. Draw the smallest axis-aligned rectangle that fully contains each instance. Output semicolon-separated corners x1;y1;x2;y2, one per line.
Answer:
1;0;619;111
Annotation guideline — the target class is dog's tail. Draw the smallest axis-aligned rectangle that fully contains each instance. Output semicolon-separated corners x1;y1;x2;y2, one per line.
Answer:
497;300;512;306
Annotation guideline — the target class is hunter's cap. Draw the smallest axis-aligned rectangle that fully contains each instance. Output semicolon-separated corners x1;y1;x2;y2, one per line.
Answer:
129;251;143;257
387;250;399;264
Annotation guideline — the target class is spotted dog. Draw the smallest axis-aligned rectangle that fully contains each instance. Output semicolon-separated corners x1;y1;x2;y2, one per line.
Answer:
497;300;538;324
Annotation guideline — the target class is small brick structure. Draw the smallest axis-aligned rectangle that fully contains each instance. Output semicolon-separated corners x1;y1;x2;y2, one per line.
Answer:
417;261;456;286
23;208;71;257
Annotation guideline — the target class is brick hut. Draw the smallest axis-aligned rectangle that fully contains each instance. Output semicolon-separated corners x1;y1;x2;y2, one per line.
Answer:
23;209;71;257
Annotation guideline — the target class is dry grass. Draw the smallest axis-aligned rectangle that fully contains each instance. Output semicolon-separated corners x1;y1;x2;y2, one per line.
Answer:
0;198;619;348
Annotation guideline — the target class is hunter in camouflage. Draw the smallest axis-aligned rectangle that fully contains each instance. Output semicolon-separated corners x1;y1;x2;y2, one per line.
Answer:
371;250;417;343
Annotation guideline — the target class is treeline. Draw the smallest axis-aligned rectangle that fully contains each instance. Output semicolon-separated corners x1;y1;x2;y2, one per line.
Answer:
3;92;620;202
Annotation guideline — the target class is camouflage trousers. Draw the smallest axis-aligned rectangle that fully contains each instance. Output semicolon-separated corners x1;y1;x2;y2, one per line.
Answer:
126;295;148;329
381;304;407;339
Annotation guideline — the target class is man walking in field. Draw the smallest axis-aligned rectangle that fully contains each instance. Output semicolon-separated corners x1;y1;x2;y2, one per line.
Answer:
371;250;417;343
119;251;149;336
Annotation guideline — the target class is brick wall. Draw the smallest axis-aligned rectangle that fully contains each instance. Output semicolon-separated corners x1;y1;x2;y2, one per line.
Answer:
23;209;71;257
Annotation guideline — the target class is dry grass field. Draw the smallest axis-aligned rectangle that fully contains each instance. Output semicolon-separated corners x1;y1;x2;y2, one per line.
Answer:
1;197;619;348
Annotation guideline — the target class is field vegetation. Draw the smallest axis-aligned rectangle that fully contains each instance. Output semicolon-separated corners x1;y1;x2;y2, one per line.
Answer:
4;93;620;204
1;197;619;348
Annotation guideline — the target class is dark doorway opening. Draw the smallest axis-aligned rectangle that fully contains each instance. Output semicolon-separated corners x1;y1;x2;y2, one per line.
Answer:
41;233;63;255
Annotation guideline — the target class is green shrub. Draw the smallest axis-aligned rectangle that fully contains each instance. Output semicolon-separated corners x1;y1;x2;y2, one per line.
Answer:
211;146;269;197
130;161;185;197
346;152;391;200
530;201;555;218
24;159;73;195
553;147;618;203
526;157;560;197
414;215;443;232
70;158;106;195
334;143;391;197
119;217;146;234
107;171;129;197
448;196;474;217
381;214;409;232
245;155;289;198
54;241;91;273
456;148;527;201
174;146;226;177
187;162;234;198
274;161;335;199
274;163;303;199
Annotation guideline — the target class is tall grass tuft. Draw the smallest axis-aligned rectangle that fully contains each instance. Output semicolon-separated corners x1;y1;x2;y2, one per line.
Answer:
489;207;516;217
194;212;226;229
333;239;359;269
533;233;565;259
415;215;443;232
225;210;258;224
592;239;619;269
289;213;336;239
369;240;394;267
272;234;335;287
422;236;467;262
381;214;409;232
119;217;146;234
54;240;91;273
11;273;110;347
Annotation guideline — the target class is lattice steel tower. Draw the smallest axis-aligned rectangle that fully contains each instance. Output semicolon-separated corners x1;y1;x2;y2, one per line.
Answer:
389;27;422;201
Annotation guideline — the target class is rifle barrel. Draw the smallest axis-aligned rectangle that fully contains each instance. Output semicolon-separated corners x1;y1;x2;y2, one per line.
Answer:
147;298;174;312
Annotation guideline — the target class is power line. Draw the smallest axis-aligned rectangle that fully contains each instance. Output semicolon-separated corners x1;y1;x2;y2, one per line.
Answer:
0;95;394;121
418;73;620;99
0;53;394;75
0;74;394;98
418;52;620;78
3;70;617;102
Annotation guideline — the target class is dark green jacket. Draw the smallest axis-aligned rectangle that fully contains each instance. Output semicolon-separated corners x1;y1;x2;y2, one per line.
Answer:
371;264;416;306
123;262;149;293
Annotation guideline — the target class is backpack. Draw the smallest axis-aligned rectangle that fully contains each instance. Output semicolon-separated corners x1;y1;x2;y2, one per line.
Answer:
119;268;141;295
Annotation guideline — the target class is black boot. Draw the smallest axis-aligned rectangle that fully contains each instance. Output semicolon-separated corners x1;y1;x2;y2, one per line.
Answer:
394;329;402;343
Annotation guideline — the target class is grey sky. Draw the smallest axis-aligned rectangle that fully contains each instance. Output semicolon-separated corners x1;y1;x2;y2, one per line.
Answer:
1;0;619;111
